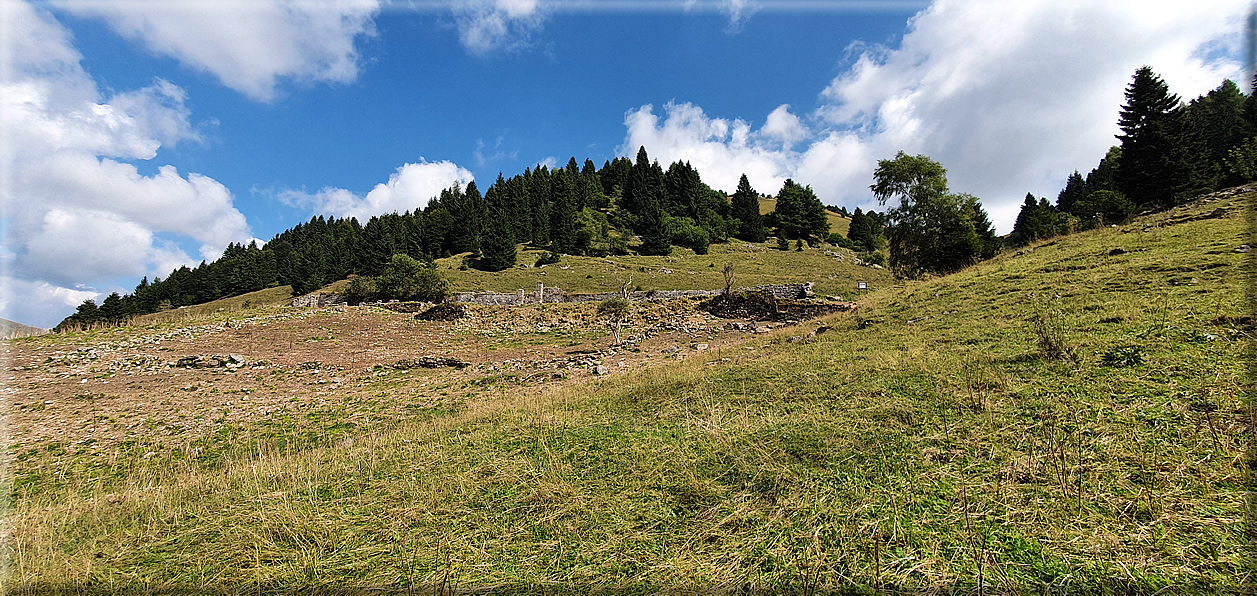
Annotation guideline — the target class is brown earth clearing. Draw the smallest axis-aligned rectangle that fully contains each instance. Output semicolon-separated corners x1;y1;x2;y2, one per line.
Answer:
7;297;840;457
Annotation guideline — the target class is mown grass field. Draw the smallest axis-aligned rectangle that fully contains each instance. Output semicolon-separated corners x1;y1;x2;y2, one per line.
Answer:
5;189;1252;593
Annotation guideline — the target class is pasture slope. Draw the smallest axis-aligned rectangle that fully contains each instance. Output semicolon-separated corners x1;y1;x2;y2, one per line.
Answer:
3;187;1252;594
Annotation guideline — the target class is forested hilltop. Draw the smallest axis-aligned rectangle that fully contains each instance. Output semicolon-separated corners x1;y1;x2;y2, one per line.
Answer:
56;66;1255;331
56;147;837;330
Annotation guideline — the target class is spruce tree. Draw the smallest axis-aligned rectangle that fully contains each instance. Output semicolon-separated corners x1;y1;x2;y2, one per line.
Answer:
550;169;579;255
772;179;829;242
1085;146;1121;195
631;152;671;256
1011;193;1067;246
623;146;655;217
1116;66;1185;207
730;174;765;241
478;206;517;271
1188;79;1247;170
1055;171;1087;214
847;207;877;252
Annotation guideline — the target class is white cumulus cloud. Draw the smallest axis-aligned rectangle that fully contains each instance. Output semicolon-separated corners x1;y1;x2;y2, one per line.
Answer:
450;0;546;55
1;1;254;327
620;0;1248;233
51;0;381;101
284;160;474;222
0;277;99;332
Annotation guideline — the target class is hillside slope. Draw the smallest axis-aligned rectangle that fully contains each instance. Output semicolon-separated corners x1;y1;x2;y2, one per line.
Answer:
5;188;1252;592
0;318;49;339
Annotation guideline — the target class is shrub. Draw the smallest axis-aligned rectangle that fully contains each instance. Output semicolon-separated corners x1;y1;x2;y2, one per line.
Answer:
1032;300;1077;363
597;297;631;344
535;252;561;267
342;276;378;305
376;254;448;302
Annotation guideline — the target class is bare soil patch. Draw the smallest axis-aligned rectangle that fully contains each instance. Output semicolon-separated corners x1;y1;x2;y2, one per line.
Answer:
6;298;835;456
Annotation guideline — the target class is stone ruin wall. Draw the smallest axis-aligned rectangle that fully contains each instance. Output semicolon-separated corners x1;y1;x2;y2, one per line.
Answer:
449;282;814;306
290;293;347;308
295;282;815;308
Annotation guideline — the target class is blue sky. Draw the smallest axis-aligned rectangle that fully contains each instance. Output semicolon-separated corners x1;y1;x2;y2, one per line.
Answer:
1;0;1248;327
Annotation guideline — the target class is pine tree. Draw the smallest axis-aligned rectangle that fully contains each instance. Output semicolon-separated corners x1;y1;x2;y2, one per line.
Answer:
1055;171;1087;214
730;174;765;241
550;169;579;255
1011;193;1068;246
772;179;829;242
478;206;517;271
1085;146;1121;195
1116;67;1186;207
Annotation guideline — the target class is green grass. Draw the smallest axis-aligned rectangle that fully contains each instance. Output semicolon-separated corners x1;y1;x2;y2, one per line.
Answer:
7;190;1252;593
129;285;299;325
437;240;889;299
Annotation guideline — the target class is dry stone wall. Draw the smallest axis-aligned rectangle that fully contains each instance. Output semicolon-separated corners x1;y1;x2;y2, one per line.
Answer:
449;282;814;306
293;282;814;308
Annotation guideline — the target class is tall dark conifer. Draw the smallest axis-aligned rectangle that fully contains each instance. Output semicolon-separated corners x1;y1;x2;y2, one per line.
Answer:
1055;171;1087;214
550;169;579;255
730;174;764;241
1116;67;1185;206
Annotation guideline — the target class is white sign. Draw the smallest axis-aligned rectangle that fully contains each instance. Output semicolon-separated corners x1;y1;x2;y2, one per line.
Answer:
857;281;867;290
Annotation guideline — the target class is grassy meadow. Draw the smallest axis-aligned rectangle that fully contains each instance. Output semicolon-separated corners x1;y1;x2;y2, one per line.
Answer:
433;239;887;299
4;190;1252;593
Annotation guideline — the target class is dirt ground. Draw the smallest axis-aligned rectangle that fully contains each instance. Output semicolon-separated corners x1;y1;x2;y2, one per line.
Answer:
5;299;832;457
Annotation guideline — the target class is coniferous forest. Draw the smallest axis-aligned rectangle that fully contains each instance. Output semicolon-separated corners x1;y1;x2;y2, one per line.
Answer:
57;66;1253;330
56;148;831;330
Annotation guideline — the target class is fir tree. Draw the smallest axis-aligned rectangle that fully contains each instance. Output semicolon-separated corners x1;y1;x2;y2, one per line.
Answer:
772;179;829;242
1116;67;1187;207
477;205;517;271
1055;171;1087;214
730;174;765;242
1011;193;1068;246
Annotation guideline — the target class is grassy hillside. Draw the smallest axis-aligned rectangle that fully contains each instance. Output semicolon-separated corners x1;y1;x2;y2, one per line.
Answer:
0;318;49;339
435;240;888;298
129;285;297;326
6;189;1251;592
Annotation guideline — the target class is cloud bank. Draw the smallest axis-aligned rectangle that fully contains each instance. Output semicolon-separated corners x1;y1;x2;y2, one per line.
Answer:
281;161;475;222
51;0;381;102
621;0;1248;232
1;1;254;327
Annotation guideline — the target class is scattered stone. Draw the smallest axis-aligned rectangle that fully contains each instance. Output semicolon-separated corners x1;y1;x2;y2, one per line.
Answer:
662;346;680;354
593;365;609;376
415;303;469;321
393;357;471;370
694;343;709;352
1109;247;1129;255
1235;244;1252;253
857;319;882;330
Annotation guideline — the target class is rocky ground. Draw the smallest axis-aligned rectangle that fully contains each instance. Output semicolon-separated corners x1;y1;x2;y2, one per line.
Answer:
5;297;848;459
